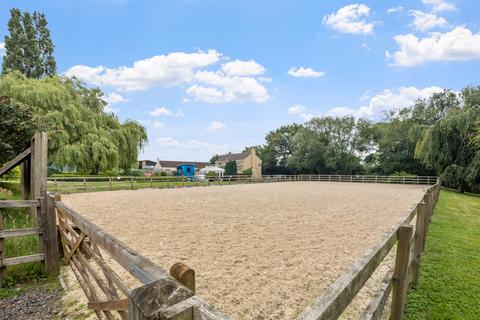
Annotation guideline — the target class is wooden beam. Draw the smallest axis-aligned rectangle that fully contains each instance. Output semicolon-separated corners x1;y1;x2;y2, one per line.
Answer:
0;228;41;238
0;254;44;267
0;200;40;208
360;269;394;320
88;299;128;311
170;262;195;292
41;195;60;276
390;225;413;320
0;209;6;281
297;225;399;320
0;147;31;177
56;201;171;284
128;278;194;320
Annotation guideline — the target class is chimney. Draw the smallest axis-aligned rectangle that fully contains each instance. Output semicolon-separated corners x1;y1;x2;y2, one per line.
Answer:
250;148;256;156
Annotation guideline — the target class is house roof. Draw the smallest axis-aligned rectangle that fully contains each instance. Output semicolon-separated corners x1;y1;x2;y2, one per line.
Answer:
216;152;250;162
157;160;208;169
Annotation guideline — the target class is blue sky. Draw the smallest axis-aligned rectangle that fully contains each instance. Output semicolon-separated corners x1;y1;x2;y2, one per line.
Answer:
1;0;480;161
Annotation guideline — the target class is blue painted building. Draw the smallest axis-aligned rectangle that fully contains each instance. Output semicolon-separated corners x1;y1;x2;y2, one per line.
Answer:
176;164;195;177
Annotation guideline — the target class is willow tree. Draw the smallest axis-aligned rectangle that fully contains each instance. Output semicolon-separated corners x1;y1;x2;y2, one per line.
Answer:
0;72;147;173
415;87;480;192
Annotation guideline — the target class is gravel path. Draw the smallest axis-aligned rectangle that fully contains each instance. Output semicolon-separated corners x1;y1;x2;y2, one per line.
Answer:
0;287;63;320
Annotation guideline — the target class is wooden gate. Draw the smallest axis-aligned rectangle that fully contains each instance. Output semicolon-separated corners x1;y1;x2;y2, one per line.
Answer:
0;132;59;281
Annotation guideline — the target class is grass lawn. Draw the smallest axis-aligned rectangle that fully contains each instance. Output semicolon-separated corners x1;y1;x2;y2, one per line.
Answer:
405;189;480;319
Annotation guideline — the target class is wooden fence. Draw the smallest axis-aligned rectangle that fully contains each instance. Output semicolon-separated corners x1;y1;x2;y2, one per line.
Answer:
0;132;59;282
55;197;229;320
54;175;440;319
45;174;437;194
297;178;441;320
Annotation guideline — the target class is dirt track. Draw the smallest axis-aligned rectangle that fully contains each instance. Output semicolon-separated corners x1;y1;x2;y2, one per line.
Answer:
63;182;426;319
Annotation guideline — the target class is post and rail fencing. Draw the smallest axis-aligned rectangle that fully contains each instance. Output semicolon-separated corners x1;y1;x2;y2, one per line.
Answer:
0;132;59;282
45;174;438;194
53;174;440;319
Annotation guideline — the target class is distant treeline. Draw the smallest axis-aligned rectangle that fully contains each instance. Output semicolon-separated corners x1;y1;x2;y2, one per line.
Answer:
248;86;480;193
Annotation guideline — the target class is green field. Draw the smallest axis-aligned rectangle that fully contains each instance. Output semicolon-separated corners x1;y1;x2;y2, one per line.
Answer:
405;189;480;319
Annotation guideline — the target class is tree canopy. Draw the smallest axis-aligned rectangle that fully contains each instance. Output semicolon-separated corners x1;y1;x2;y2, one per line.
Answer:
0;72;147;174
249;86;480;193
2;8;57;78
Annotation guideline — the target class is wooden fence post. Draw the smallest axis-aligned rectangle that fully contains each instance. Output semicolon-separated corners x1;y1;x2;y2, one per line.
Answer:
390;224;413;320
41;195;60;276
410;202;426;286
170;262;195;292
0;209;6;283
83;178;87;192
128;278;194;320
109;177;113;190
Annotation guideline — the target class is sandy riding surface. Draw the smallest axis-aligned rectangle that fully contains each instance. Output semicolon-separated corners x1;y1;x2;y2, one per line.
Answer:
63;182;426;319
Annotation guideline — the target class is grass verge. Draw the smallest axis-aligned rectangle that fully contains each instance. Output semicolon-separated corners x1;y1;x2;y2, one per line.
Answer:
404;189;480;319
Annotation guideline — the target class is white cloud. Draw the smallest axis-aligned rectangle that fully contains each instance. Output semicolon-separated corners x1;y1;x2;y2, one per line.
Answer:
361;43;371;50
66;50;270;104
0;42;5;56
326;86;444;119
65;49;221;91
152;121;166;130
103;92;127;104
288;104;319;120
148;107;172;116
206;121;227;131
387;6;403;14
422;0;456;13
104;105;119;113
186;70;269;103
323;4;376;35
148;137;241;161
387;27;480;67
221;60;265;76
148;107;183;117
410;10;447;32
288;67;325;78
156;137;180;147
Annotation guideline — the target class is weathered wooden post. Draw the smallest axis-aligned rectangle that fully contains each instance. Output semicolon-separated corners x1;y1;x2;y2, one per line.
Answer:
41;195;60;276
0;209;6;283
390;224;413;320
170;262;195;292
128;277;195;320
150;177;153;188
109;177;113;190
411;202;426;286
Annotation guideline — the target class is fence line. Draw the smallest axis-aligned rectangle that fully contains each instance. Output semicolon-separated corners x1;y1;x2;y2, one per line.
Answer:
44;174;437;194
54;176;440;319
55;195;230;320
297;178;441;320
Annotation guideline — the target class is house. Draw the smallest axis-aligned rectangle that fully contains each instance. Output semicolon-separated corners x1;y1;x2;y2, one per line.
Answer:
215;149;262;180
138;160;156;170
138;159;208;175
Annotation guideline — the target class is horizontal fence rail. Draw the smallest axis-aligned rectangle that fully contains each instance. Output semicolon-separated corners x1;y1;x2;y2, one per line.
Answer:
55;196;230;320
35;175;438;194
297;178;441;320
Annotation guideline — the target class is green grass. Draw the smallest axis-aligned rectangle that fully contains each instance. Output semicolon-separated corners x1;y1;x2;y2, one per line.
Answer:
405;189;480;319
1;191;43;290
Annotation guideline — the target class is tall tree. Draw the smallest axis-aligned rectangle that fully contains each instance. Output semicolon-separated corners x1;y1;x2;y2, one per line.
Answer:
2;8;24;75
33;12;56;76
2;9;56;78
22;12;42;78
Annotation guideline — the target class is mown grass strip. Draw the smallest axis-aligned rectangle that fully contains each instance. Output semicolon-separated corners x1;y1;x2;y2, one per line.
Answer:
405;189;480;319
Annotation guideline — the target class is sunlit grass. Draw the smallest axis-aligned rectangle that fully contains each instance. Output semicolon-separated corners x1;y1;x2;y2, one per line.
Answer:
405;190;480;319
